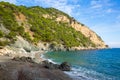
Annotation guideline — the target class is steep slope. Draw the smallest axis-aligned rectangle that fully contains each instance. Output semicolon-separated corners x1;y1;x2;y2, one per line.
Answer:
0;2;107;51
42;8;107;48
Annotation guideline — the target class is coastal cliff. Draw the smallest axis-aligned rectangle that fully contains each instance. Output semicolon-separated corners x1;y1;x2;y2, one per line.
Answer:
43;14;106;49
0;2;107;56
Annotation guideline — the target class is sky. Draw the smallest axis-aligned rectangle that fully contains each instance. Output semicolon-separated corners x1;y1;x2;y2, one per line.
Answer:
0;0;120;48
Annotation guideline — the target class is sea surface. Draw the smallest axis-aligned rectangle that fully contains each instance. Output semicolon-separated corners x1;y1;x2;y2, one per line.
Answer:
43;48;120;80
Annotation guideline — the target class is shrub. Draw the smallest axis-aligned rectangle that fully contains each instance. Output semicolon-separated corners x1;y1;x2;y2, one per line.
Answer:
22;32;32;42
0;30;4;38
5;31;16;39
0;40;9;46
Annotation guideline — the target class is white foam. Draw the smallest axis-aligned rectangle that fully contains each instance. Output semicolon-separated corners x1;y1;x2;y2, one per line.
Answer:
65;66;115;80
40;53;58;64
47;59;57;64
40;52;117;80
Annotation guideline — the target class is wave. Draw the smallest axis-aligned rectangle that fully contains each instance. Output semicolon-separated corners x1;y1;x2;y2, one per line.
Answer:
40;53;57;64
41;55;116;80
65;66;117;80
41;54;113;80
43;49;120;80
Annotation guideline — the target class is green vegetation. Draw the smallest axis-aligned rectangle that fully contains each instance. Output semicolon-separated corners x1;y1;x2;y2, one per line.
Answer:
0;30;4;38
0;2;95;47
0;40;9;46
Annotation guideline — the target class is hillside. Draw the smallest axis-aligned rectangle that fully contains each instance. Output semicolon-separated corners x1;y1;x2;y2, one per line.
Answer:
0;2;107;52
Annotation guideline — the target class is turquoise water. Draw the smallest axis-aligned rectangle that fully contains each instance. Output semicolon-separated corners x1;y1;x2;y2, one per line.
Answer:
44;48;120;80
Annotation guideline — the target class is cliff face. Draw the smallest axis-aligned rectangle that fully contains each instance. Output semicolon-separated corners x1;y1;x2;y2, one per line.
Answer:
70;19;106;48
43;15;107;48
0;2;107;53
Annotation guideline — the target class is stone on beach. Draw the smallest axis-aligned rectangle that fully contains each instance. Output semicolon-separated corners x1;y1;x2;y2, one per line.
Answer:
42;60;71;71
59;62;71;71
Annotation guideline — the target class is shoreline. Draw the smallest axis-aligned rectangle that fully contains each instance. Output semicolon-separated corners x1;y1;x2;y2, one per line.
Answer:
0;48;74;80
0;46;108;64
0;46;108;80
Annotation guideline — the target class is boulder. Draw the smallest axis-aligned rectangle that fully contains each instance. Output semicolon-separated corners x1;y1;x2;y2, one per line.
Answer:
59;62;71;71
42;61;71;71
42;60;59;69
12;57;21;61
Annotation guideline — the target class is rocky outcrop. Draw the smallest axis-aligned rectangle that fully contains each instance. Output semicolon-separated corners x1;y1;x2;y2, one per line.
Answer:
10;36;39;52
59;62;71;71
0;24;10;34
14;13;34;39
56;15;69;23
37;42;66;51
42;60;59;69
0;36;42;60
70;19;106;48
42;14;53;19
42;60;71;71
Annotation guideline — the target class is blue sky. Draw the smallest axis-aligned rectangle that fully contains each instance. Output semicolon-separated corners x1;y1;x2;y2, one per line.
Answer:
0;0;120;47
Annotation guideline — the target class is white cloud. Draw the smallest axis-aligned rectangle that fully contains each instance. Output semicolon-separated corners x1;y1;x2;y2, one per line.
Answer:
90;0;112;10
90;0;103;9
0;0;16;4
0;0;80;16
91;4;102;9
90;0;102;9
34;0;80;16
87;0;117;20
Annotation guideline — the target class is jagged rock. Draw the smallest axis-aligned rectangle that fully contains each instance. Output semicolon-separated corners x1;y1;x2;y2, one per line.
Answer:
42;60;71;71
42;60;59;69
0;24;10;34
20;56;28;62
12;57;21;61
59;62;71;71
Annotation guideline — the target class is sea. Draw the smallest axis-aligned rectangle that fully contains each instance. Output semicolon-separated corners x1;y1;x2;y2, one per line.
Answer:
43;48;120;80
